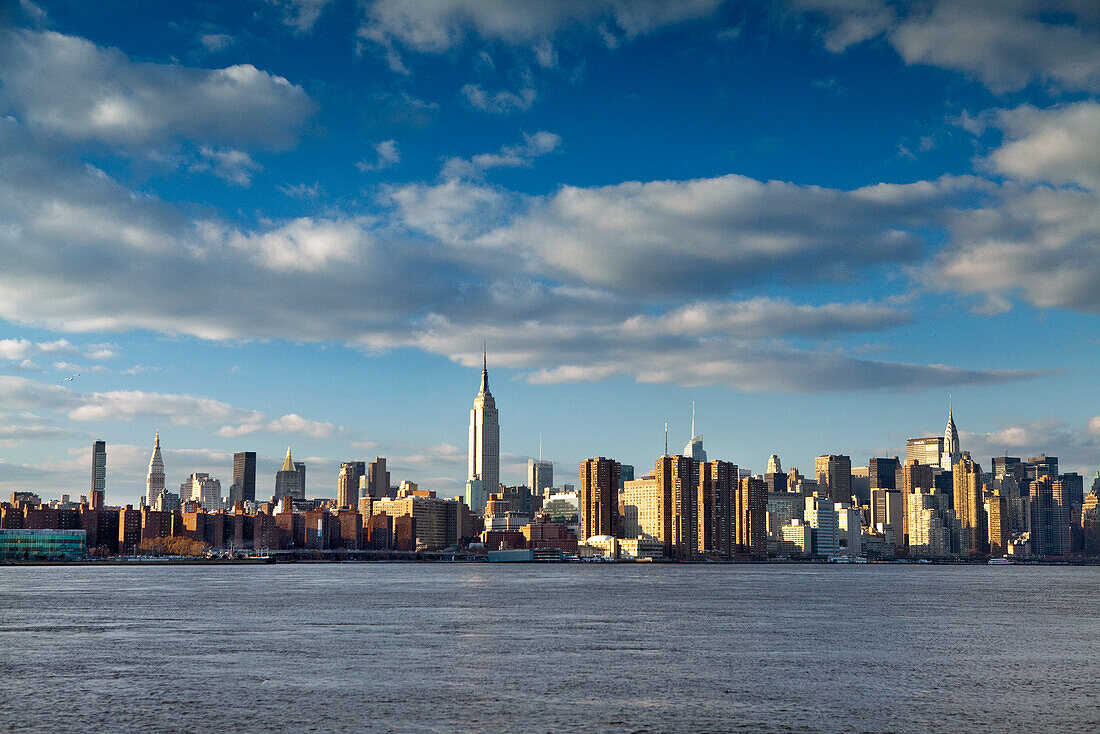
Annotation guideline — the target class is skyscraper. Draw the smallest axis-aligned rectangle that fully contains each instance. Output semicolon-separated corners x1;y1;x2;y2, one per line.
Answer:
683;403;706;462
230;451;256;506
579;457;620;542
906;436;945;469
700;460;737;557
736;475;767;559
91;440;106;497
338;461;366;509
528;458;553;496
468;350;500;501
145;430;164;507
953;455;986;556
294;461;306;495
275;447;304;500
366;457;391;500
655;454;698;560
943;407;961;469
814;454;852;505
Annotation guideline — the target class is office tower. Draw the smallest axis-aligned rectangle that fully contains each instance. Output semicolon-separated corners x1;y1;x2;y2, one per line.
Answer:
683;404;706;462
953;455;987;555
145;430;165;507
943;407;961;469
230;451;256;505
528;459;553;496
1081;482;1100;556
337;461;366;509
181;472;222;510
767;455;782;475
765;470;788;494
737;475;767;559
991;456;1024;482
814;454;852;505
274;447;304;500
988;487;1009;557
619;464;634;488
294;461;306;495
579;457;620;541
655;454;699;560
91;440;106;497
1058;472;1084;508
1027;455;1058;481
1030;475;1071;557
468;350;500;499
366;457;391;500
906;436;945;469
699;460;736;556
869;457;899;491
871;488;903;545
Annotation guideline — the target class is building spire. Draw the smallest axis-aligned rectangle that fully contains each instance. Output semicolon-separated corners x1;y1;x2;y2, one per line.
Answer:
691;401;696;439
154;429;160;448
281;446;294;472
479;344;489;394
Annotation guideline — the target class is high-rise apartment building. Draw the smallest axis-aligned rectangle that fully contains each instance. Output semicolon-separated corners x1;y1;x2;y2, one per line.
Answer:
699;460;737;557
145;431;165;507
91;440;106;497
655;454;698;560
1030;475;1071;557
736;475;767;559
230;451;256;505
953;455;986;556
579;457;620;541
181;472;222;510
988;487;1009;557
337;461;366;509
468;351;500;504
814;454;852;505
274;447;304;500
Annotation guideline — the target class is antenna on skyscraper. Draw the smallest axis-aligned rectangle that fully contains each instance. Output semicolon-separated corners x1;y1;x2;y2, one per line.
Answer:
664;421;668;457
691;401;695;439
539;433;542;463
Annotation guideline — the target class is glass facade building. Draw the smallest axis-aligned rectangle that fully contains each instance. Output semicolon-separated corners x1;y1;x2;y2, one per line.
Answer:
0;529;87;558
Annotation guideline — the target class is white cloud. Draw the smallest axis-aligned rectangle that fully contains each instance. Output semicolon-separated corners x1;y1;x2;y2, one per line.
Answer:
277;181;324;199
269;0;335;33
0;29;316;150
461;82;536;113
983;102;1100;191
356;139;401;172
962;417;1100;475
793;0;1100;93
441;130;560;179
199;33;234;52
0;338;117;363
190;146;262;186
216;413;336;439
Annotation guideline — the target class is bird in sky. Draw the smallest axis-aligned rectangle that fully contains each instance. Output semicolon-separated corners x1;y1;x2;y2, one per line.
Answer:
63;373;79;382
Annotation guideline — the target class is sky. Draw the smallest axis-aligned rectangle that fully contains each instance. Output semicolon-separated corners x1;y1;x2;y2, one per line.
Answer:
1;0;1099;506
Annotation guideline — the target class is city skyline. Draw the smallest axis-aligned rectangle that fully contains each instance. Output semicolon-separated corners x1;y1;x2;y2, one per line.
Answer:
1;2;1099;505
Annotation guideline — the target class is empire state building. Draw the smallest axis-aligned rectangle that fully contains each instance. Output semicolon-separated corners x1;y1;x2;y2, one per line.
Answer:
466;350;499;515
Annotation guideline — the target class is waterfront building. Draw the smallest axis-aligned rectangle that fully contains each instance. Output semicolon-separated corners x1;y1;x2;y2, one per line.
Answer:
805;495;839;558
91;440;106;498
656;454;699;560
766;491;804;535
579;457;621;541
468;350;500;508
906;491;954;558
814;454;852;505
870;488;903;549
0;528;86;558
621;475;661;542
541;490;579;526
372;493;464;551
1030;475;1071;557
780;521;811;558
699;460;737;557
274;447;304;501
337;461;366;509
906;436;944;470
988;487;1010;557
837;504;863;557
230;451;256;505
145;431;165;507
736;475;767;559
953;455;987;556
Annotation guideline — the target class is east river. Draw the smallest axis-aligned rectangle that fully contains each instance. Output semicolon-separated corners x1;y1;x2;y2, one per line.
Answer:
1;563;1097;732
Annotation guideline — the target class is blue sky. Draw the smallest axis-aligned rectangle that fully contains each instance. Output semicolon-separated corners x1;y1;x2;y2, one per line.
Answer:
2;0;1099;506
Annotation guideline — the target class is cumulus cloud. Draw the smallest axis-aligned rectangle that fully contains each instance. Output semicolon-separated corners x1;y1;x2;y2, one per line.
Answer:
486;174;962;295
0;375;339;440
962;417;1100;475
0;338;117;364
189;146;262;186
793;0;1100;92
982;102;1100;191
269;0;335;32
0;29;315;150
